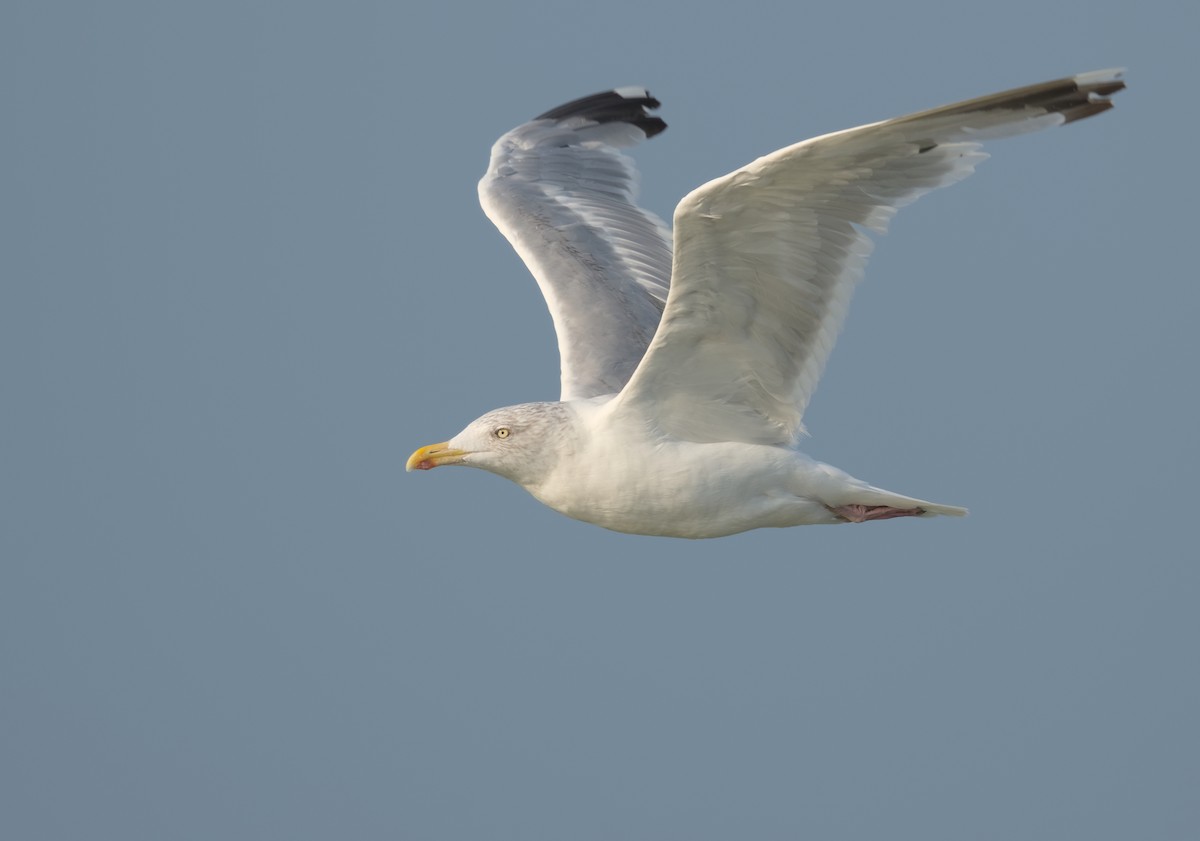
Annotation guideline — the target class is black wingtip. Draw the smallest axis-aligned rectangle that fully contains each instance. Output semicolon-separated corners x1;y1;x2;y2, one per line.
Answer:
535;87;667;138
1060;71;1126;124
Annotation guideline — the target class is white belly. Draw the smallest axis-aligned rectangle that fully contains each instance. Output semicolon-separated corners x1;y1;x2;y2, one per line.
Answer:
530;439;842;538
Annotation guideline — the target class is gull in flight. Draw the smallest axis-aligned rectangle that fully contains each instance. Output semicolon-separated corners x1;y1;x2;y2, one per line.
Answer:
408;70;1124;538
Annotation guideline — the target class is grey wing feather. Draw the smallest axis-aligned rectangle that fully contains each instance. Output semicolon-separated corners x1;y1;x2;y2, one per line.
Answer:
478;89;673;400
615;69;1125;445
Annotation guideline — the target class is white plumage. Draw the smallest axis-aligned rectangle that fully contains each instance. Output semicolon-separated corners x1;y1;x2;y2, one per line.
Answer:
409;71;1124;538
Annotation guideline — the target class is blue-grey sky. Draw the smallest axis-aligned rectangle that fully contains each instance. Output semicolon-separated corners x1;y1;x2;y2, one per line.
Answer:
4;1;1197;839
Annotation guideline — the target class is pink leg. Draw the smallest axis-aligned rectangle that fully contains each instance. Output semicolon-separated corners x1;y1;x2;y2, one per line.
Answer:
827;503;926;523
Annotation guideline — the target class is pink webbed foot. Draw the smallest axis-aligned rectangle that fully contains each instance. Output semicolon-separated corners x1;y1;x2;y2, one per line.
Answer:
827;504;926;523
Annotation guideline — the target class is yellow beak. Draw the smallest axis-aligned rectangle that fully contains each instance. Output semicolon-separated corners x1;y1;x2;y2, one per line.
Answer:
406;442;469;472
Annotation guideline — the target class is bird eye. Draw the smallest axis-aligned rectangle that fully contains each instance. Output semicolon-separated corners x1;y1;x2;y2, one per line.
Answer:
494;427;511;439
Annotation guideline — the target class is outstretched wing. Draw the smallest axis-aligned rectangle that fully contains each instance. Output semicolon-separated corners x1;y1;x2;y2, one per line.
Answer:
614;69;1125;445
479;88;673;400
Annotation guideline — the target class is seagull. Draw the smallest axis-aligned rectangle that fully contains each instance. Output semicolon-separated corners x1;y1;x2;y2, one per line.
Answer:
407;70;1124;538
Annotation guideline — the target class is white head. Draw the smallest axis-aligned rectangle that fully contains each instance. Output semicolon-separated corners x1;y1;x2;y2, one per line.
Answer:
407;402;577;489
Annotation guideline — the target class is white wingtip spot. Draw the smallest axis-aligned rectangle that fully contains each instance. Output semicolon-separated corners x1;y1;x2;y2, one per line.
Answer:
613;86;651;99
1074;67;1126;85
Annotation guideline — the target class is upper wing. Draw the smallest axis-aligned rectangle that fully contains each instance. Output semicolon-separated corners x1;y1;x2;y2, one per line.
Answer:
479;88;673;400
613;69;1125;445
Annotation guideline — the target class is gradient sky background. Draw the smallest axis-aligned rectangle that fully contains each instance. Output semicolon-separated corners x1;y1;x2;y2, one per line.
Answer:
4;1;1198;839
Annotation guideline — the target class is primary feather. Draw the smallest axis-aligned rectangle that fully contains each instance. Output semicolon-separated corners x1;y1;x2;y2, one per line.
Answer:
409;70;1124;537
